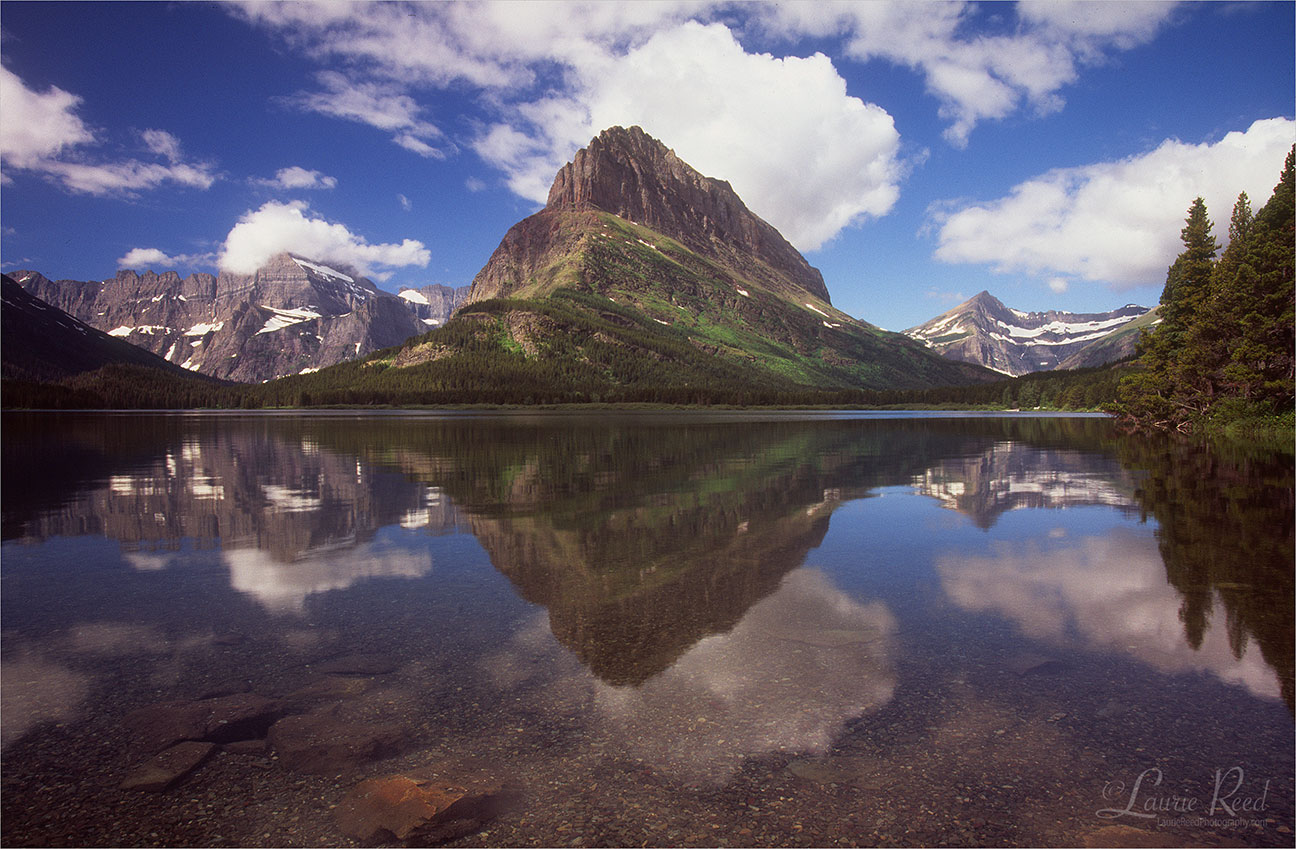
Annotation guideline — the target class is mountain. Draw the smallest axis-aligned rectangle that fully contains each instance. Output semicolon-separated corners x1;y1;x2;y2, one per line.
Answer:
472;124;829;305
396;283;470;327
10;255;440;383
1;274;219;384
904;291;1153;376
312;125;990;400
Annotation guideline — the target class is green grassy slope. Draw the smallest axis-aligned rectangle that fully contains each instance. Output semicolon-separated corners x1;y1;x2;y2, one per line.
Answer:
264;212;993;404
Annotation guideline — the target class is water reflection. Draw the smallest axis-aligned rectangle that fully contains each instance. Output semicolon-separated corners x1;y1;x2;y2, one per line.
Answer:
912;440;1139;527
1118;435;1294;710
2;411;1292;847
3;412;1288;699
937;528;1285;700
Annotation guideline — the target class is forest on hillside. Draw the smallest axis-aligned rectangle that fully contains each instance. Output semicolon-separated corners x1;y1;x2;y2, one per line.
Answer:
1114;147;1295;435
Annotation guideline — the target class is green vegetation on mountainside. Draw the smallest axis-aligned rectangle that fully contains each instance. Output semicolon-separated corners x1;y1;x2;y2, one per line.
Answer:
258;210;990;405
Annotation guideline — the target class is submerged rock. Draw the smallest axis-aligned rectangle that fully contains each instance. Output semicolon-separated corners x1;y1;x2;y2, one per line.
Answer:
200;693;285;743
1005;653;1067;676
268;712;404;773
120;741;215;792
334;774;511;844
123;693;284;754
315;653;400;676
284;675;374;710
786;755;889;789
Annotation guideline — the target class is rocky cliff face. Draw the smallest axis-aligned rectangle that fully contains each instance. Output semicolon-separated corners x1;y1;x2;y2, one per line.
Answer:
904;291;1151;376
470;125;830;304
397;283;470;327
1;274;204;382
12;255;434;382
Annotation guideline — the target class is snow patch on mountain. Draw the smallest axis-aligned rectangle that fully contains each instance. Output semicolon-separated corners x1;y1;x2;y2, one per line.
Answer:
904;291;1150;376
256;306;323;335
291;257;354;283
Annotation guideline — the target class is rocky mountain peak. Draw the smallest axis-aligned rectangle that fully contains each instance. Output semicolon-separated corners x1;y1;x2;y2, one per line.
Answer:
905;291;1152;376
543;126;830;303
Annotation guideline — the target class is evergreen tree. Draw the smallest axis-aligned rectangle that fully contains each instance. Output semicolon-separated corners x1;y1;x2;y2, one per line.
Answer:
1117;149;1294;430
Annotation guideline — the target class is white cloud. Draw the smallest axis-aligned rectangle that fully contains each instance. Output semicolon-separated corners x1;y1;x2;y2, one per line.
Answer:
36;159;216;196
761;1;1182;147
141;128;183;163
397;193;412;211
0;65;216;195
235;5;901;249
218;200;431;276
258;165;338;190
117;247;214;269
476;21;904;250
288;71;447;159
232;2;1186;247
0;65;93;169
933;118;1296;290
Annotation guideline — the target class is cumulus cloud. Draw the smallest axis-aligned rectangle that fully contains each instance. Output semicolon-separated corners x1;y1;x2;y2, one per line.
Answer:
257;165;338;190
117;247;214;270
232;2;1187;246
932;118;1295;289
0;65;93;169
217;200;431;276
0;65;216;195
234;4;901;250
287;71;447;159
476;21;903;249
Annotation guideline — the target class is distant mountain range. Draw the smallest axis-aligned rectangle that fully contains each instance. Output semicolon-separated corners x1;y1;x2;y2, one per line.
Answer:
5;125;1153;403
904;291;1155;376
11;257;469;382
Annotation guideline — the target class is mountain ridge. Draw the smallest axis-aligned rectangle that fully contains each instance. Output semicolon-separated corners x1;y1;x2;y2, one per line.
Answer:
904;290;1152;376
470;125;830;306
1;274;223;384
290;126;995;398
11;256;467;382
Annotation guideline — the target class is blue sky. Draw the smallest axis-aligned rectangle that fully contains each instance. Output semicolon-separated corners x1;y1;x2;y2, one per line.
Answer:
1;1;1292;331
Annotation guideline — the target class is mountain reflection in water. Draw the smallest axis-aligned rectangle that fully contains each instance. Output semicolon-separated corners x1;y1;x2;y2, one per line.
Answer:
1;411;1291;848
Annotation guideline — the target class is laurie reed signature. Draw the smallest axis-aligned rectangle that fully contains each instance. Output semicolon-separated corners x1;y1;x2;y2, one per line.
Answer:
1097;767;1271;821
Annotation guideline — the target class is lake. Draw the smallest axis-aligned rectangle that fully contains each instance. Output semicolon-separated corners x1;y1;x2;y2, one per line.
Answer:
1;410;1291;848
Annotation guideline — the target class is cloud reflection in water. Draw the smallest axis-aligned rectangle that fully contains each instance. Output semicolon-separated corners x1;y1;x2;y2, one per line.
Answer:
489;567;896;783
937;528;1283;700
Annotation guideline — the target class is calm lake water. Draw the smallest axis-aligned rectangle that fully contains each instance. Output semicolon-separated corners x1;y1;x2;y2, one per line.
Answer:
1;411;1291;848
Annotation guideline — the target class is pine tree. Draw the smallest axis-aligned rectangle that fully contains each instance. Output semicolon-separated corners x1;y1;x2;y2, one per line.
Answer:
1220;146;1294;409
1159;197;1219;336
1117;149;1294;430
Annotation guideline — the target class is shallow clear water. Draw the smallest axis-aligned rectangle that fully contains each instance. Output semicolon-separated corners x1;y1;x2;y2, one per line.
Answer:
1;411;1291;847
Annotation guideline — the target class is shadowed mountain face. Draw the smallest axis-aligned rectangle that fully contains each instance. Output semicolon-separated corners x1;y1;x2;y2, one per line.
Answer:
10;255;442;383
1;275;213;383
905;291;1152;376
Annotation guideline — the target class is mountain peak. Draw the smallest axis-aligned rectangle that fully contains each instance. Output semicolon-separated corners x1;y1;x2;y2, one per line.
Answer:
905;291;1152;376
542;126;830;303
